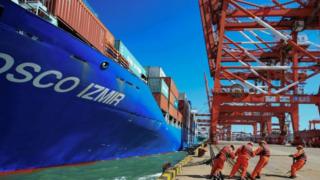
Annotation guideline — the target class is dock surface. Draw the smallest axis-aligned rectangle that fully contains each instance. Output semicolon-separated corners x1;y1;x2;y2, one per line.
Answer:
177;141;320;180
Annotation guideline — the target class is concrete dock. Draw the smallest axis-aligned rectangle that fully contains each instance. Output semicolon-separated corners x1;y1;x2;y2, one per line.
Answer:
176;141;320;180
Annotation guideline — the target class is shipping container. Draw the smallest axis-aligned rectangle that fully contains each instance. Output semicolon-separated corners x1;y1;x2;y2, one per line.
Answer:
177;112;183;122
179;93;187;101
169;103;178;120
148;78;169;98
145;66;166;78
169;92;179;108
46;0;115;53
179;97;193;147
164;77;179;97
153;93;169;112
115;40;147;79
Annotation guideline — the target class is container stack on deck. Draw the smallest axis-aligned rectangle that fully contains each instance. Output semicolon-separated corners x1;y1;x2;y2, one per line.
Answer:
114;40;147;80
145;67;186;128
43;0;150;77
145;67;169;115
164;77;183;125
178;93;193;148
45;0;115;52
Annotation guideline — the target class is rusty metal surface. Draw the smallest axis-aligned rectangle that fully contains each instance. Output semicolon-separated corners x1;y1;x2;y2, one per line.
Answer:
153;93;169;112
46;0;114;53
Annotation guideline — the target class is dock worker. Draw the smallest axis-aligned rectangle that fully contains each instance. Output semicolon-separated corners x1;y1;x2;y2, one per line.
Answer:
210;145;235;179
229;142;254;180
289;145;307;179
251;140;270;179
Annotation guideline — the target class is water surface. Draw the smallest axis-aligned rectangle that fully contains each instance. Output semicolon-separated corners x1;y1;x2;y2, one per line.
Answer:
3;151;187;180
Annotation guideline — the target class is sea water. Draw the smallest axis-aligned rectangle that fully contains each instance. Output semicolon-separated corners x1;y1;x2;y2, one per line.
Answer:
2;151;187;180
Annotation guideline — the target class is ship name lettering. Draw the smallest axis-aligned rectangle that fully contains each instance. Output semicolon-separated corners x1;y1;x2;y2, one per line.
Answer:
77;83;125;106
0;52;125;106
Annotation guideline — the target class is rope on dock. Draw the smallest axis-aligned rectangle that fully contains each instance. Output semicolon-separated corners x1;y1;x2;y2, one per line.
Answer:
213;145;252;180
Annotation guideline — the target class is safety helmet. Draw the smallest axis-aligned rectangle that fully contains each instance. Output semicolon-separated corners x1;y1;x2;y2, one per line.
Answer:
247;142;254;146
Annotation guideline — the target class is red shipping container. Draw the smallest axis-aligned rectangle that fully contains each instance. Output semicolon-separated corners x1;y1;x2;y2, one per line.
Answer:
178;100;185;112
169;91;178;105
46;0;115;53
169;103;178;120
153;93;169;112
164;77;179;97
177;112;183;122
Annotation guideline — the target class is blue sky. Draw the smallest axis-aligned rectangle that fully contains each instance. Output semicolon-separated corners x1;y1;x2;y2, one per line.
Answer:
87;0;319;132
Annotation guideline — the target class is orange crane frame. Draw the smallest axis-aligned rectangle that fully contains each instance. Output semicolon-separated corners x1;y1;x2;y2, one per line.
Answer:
199;0;320;144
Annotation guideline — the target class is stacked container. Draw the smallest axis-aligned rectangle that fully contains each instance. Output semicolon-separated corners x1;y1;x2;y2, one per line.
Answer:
147;78;169;112
164;77;182;122
145;67;183;126
145;66;166;78
115;40;147;79
145;67;169;113
178;93;193;148
148;78;169;98
45;0;115;53
152;93;169;112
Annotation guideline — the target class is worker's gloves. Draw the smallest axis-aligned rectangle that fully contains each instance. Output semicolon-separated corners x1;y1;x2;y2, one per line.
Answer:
288;154;294;157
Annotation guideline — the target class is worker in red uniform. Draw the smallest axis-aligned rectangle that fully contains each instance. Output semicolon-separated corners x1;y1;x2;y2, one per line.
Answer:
289;145;307;179
251;140;270;179
229;142;254;180
210;145;236;179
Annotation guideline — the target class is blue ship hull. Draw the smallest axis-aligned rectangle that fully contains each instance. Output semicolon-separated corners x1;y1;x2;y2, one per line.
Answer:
0;0;181;173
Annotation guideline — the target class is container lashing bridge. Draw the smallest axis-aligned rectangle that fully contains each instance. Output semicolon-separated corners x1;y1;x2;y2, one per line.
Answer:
199;0;320;145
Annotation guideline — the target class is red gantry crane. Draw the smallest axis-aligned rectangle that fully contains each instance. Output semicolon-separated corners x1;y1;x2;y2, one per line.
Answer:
199;0;320;145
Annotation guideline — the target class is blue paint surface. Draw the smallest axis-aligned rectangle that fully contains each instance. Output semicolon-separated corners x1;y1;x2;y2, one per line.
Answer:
0;0;182;173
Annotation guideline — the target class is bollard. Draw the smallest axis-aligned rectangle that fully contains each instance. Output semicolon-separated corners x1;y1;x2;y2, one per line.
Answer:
157;153;193;179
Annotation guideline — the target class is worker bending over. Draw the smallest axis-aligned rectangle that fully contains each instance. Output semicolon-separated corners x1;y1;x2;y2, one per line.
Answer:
210;145;235;179
229;142;254;180
251;140;270;179
289;145;307;179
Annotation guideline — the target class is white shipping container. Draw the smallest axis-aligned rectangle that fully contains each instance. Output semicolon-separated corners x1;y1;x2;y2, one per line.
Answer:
179;93;187;101
145;66;166;78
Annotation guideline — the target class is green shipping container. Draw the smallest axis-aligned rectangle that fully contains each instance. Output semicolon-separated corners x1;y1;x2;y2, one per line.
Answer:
148;78;169;99
115;40;147;79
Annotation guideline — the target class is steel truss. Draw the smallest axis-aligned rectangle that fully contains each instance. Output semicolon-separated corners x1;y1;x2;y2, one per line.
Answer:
200;0;320;144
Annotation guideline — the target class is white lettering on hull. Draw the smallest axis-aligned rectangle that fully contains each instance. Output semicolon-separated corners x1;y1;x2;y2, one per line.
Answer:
77;84;126;106
0;52;126;106
33;70;62;88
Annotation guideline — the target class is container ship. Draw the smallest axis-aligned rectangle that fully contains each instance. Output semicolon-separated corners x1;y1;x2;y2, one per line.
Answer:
0;0;193;174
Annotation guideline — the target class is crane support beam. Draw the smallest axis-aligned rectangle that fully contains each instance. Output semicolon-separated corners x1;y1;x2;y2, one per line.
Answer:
199;0;320;144
219;106;293;113
229;8;314;17
212;94;320;104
